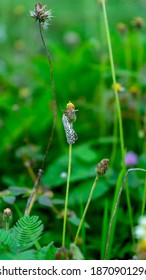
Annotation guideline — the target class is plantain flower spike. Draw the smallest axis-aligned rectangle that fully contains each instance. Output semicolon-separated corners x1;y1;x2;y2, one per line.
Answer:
30;2;53;29
96;159;109;176
62;101;78;145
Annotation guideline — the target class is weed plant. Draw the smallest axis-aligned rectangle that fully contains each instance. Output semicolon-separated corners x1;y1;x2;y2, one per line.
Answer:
0;0;146;260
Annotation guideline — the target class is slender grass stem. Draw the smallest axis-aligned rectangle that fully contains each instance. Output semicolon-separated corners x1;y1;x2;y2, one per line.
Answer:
141;177;146;216
24;22;57;216
101;0;133;257
104;168;146;260
38;21;57;172
62;144;72;247
24;169;43;216
110;106;118;168
74;175;99;245
101;0;125;163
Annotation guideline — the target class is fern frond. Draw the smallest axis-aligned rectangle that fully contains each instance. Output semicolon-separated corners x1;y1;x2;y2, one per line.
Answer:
13;216;43;250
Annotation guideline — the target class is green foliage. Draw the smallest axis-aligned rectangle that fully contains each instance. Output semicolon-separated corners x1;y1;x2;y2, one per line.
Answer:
0;229;18;252
0;215;59;260
0;0;146;260
13;216;43;250
36;243;58;260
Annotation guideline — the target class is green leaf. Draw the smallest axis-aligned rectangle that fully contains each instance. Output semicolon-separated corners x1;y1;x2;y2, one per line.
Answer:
9;186;28;196
0;250;36;260
70;243;84;260
13;216;44;250
38;194;52;207
43;143;98;188
73;143;98;163
68;179;108;205
68;215;90;228
2;195;16;204
36;243;58;260
0;229;18;251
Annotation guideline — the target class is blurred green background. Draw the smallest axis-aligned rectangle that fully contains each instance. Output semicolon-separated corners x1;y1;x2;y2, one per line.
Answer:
0;0;146;259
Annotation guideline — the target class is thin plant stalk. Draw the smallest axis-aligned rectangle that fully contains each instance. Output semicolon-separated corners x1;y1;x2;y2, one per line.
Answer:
101;0;133;247
141;177;146;216
110;105;118;168
100;199;109;259
5;222;9;232
74;175;99;245
24;20;57;216
38;21;57;172
24;169;43;216
62;144;72;247
104;168;146;260
101;0;125;162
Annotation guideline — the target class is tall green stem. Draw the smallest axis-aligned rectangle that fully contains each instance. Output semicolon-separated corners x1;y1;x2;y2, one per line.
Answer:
104;168;146;260
101;0;125;163
101;0;133;257
62;144;72;247
74;175;99;245
141;177;146;216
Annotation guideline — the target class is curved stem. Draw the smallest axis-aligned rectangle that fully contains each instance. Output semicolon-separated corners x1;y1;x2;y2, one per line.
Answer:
74;175;99;245
62;144;72;247
104;168;146;260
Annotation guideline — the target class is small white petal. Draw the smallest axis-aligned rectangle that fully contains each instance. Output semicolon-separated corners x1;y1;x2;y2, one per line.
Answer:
30;11;36;17
139;216;146;226
134;225;146;239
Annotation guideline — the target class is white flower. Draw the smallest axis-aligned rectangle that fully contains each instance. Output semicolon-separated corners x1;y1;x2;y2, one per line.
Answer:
30;3;53;29
134;216;146;240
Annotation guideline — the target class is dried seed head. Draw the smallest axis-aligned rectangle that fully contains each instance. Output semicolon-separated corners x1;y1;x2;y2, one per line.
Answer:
30;2;53;29
129;85;140;96
96;159;109;176
132;17;145;29
3;208;12;223
117;22;128;34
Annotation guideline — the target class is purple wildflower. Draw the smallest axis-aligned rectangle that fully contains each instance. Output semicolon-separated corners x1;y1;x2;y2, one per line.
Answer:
125;151;138;166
